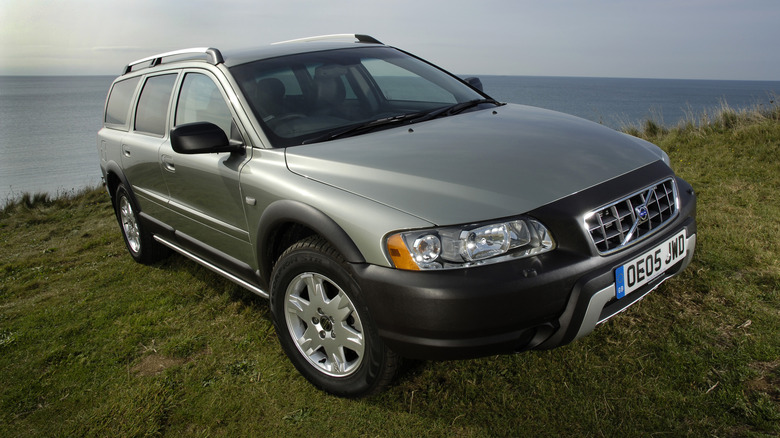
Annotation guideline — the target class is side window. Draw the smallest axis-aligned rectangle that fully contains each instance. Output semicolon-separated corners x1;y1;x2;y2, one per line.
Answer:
134;74;177;136
175;73;234;136
104;76;140;128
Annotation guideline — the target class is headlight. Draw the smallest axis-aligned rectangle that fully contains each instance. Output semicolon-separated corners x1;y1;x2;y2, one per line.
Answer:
386;217;555;270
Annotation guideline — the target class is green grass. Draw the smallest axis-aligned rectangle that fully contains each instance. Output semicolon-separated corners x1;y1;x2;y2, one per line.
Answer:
2;105;778;437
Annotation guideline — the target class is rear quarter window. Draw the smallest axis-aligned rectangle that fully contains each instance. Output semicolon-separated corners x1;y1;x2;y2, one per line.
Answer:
104;76;141;128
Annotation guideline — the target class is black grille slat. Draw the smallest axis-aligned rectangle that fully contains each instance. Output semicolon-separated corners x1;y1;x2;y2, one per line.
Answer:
585;179;678;254
604;228;622;240
601;216;619;228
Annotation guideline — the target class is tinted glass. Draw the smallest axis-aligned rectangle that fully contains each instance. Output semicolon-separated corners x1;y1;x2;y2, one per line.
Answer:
105;76;140;126
134;74;176;136
362;58;456;103
230;46;483;147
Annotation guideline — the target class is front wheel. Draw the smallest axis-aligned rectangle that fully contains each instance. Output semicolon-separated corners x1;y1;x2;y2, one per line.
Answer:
270;236;399;397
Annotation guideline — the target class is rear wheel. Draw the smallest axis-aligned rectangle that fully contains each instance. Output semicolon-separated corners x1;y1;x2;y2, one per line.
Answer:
113;184;167;264
270;236;399;397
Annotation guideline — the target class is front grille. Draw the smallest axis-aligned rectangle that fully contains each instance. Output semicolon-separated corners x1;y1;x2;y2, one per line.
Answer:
585;178;678;254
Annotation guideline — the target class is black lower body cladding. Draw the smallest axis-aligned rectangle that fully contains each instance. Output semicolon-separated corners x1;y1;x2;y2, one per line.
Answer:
353;161;697;360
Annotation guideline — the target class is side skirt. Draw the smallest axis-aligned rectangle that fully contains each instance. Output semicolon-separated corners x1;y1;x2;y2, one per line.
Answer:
153;235;269;299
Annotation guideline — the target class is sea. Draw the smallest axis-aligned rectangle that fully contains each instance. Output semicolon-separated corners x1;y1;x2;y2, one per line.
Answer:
1;75;778;204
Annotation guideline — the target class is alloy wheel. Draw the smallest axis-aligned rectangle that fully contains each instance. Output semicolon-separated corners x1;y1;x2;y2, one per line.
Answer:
283;272;365;377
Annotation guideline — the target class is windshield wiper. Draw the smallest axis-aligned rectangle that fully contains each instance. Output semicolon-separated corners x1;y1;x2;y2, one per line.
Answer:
411;98;504;124
302;112;424;144
300;99;503;144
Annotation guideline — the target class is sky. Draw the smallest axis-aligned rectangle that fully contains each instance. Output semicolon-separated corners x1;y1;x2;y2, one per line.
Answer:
0;0;778;80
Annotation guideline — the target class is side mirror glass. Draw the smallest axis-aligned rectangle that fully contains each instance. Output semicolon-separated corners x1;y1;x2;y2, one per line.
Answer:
170;122;242;154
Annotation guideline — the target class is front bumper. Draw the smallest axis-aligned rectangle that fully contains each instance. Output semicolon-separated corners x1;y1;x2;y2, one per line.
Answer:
539;231;696;349
354;163;697;360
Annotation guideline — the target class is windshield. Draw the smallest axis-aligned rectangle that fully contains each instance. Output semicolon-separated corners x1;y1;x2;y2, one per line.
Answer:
230;46;488;146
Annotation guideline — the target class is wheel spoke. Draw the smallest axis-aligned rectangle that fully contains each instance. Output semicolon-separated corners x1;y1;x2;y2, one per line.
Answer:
285;286;311;315
337;323;365;356
285;275;316;318
305;274;328;308
297;325;322;355
327;295;353;323
329;347;349;374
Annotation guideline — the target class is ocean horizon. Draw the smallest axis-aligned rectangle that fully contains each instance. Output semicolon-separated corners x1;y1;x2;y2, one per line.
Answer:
1;74;778;204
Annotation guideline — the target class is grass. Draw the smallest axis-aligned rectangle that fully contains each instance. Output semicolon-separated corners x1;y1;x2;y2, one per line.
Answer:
1;104;778;437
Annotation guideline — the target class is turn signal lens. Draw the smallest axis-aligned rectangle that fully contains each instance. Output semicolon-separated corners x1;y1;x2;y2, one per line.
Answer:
386;233;420;271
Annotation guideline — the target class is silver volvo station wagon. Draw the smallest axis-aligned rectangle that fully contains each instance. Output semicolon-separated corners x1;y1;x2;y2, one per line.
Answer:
97;34;697;397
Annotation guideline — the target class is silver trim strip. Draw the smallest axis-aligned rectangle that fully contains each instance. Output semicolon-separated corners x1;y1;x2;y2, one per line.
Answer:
132;186;169;206
574;233;696;341
123;47;224;74
166;199;250;241
153;235;268;299
272;34;383;45
573;284;616;341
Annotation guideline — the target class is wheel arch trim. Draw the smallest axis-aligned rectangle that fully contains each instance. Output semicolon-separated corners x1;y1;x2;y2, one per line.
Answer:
256;199;366;281
103;161;133;204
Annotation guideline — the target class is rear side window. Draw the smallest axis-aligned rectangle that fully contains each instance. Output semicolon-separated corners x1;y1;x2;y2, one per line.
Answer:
104;77;140;127
134;74;177;136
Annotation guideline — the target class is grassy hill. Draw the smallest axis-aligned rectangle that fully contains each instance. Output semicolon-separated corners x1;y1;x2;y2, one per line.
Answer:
1;105;778;436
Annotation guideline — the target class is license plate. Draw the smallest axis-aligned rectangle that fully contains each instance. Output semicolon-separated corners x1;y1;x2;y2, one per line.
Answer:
615;230;687;299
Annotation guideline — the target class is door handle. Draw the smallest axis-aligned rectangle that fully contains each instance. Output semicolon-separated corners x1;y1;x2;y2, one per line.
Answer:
161;155;175;173
122;145;131;157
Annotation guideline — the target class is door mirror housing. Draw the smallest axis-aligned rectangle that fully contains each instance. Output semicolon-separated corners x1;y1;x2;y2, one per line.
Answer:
170;122;243;154
463;77;484;92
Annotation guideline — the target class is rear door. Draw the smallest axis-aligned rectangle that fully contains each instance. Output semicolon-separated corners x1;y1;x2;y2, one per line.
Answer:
121;73;177;215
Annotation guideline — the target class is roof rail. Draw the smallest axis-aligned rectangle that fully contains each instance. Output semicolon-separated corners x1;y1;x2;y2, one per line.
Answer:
123;47;224;75
272;34;383;45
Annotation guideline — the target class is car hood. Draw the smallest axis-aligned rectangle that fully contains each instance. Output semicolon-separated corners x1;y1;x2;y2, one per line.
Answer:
284;104;665;225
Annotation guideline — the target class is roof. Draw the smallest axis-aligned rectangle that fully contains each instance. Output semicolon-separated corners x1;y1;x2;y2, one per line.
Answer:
222;41;383;67
121;34;386;74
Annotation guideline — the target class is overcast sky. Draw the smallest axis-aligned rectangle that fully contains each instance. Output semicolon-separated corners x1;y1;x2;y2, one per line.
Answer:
1;0;778;80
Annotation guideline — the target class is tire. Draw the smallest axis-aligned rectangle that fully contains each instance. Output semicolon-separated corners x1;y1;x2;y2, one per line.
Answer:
113;184;167;264
270;236;399;397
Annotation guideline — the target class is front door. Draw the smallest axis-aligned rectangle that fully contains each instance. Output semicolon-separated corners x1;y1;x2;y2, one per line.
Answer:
159;71;253;263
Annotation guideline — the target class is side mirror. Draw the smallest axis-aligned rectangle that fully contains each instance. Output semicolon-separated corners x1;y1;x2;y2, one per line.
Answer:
464;77;484;92
170;122;243;154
